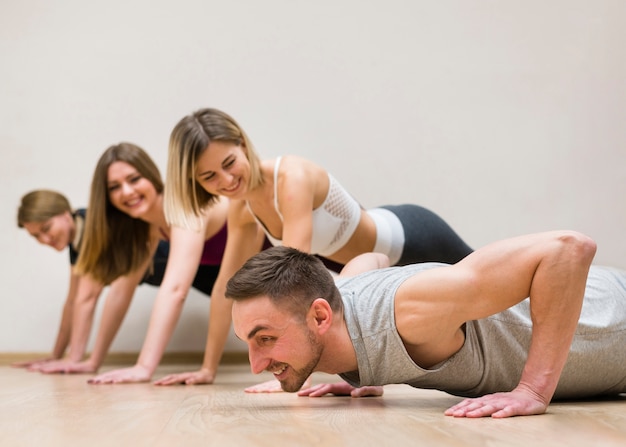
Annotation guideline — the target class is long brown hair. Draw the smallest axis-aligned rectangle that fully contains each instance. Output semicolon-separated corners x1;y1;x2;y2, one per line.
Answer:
75;143;163;284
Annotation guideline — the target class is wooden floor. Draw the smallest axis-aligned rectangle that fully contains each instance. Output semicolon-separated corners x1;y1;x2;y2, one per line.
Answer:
2;364;626;447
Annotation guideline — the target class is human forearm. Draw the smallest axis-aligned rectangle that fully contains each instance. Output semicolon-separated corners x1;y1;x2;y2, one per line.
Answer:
518;233;596;401
67;281;102;362
441;231;597;418
281;223;312;253
135;288;187;373
151;297;229;386
51;297;74;358
516;316;580;404
197;222;265;375
86;281;137;368
50;273;81;358
200;286;233;375
67;300;97;361
135;226;206;372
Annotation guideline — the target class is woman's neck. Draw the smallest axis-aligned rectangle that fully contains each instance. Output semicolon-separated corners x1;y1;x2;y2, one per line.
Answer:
137;194;169;230
69;213;78;246
244;161;274;206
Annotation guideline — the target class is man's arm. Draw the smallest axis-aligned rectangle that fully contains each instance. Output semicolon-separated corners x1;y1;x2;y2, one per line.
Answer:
395;230;596;418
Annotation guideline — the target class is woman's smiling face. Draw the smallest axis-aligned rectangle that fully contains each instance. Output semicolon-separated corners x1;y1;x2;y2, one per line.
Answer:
22;211;75;251
106;161;159;218
194;141;251;199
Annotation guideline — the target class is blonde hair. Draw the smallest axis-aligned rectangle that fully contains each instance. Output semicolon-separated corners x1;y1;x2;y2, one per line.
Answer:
17;190;72;227
165;108;264;228
75;142;164;284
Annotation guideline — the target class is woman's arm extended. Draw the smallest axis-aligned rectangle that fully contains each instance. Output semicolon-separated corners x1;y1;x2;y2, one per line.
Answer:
14;269;80;369
88;226;205;384
154;202;265;385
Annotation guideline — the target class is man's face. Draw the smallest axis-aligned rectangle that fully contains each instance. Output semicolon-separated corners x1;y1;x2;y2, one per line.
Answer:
232;296;323;392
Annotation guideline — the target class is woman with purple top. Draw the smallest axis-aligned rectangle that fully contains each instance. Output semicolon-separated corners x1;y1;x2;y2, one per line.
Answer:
72;142;260;383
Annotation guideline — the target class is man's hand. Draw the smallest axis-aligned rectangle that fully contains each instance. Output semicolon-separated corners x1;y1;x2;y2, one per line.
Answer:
298;382;384;398
244;377;312;393
444;386;548;418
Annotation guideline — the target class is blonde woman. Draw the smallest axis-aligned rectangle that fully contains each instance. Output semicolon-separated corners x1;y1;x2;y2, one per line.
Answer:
16;189;169;373
156;107;472;390
78;143;257;384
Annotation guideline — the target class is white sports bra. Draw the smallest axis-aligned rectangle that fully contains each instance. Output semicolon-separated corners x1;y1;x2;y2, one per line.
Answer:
246;156;362;256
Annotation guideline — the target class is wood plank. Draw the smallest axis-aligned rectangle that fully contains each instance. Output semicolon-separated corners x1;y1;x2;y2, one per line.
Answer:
1;365;625;447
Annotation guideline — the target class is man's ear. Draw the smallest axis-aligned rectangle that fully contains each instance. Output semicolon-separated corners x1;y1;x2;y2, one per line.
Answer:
308;298;333;335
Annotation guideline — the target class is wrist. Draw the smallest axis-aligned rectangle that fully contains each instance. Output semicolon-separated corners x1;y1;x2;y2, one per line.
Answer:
199;366;217;380
68;352;86;363
84;357;99;370
200;364;215;374
514;381;553;407
136;360;156;375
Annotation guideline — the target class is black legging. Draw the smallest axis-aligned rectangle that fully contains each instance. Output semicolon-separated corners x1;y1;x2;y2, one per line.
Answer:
143;206;472;287
380;204;472;265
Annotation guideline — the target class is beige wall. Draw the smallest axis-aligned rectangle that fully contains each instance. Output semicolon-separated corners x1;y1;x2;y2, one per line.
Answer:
1;0;625;355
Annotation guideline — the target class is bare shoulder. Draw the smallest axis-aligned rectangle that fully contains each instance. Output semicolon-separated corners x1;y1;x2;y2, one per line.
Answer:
200;196;229;219
395;264;473;336
277;156;329;206
227;199;256;226
211;195;230;213
199;197;229;237
277;155;325;180
260;155;311;175
393;265;471;367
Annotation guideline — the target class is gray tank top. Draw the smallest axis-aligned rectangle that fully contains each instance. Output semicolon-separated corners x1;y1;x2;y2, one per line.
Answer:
336;264;626;399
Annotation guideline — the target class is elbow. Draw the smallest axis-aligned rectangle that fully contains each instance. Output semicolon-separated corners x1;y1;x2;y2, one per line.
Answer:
163;284;190;304
376;253;391;269
76;290;101;306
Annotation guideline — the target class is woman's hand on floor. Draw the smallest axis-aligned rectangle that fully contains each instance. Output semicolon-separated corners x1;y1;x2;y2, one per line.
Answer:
37;359;97;374
153;368;215;386
88;365;151;384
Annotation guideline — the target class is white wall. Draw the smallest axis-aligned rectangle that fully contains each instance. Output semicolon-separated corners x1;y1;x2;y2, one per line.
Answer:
1;0;625;355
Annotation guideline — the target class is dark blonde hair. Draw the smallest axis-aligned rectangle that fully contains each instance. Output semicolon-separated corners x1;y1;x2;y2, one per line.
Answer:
165;108;264;229
75;142;163;284
226;246;344;318
17;190;72;227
